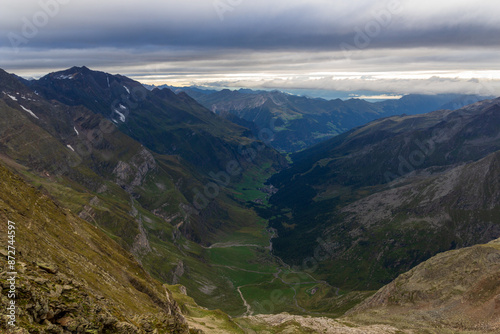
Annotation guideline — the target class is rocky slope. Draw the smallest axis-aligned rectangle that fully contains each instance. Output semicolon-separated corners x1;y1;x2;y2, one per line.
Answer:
314;149;500;290
237;314;403;334
348;238;500;333
0;162;192;333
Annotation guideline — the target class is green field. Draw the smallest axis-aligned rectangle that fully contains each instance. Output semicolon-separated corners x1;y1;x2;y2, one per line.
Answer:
208;246;277;273
240;279;297;314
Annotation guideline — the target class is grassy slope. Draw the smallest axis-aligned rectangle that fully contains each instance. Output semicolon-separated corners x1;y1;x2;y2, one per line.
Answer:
0;161;190;333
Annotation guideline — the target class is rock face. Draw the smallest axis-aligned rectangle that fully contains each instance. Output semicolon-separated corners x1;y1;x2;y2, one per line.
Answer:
319;150;500;288
349;238;500;332
0;162;192;333
113;148;157;192
171;261;185;285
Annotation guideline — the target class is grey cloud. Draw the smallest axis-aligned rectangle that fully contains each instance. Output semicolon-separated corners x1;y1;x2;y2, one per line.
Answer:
2;0;500;50
1;0;499;96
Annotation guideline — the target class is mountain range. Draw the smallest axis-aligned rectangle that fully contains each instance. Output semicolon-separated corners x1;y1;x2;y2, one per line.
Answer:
268;98;500;290
1;66;499;333
0;66;288;317
168;85;491;152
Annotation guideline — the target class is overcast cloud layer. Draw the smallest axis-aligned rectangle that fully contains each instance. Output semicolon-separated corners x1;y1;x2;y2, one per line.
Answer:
1;0;499;97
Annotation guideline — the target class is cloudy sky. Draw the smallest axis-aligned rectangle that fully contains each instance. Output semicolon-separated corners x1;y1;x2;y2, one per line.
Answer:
1;0;500;99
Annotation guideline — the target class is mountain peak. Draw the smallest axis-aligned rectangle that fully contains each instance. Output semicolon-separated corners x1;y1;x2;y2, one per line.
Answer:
48;65;100;79
67;65;90;72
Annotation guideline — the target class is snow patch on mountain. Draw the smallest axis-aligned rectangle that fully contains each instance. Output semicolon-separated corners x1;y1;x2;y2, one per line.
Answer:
55;74;74;80
20;105;39;119
113;109;126;122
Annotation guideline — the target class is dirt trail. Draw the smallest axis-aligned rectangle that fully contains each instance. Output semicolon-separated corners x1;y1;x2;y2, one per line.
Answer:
237;287;253;316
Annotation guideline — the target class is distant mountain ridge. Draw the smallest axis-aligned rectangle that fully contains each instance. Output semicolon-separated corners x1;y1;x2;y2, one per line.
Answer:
172;86;491;152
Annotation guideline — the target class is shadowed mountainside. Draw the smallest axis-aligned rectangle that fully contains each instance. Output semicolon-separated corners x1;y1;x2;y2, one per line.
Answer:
268;98;500;291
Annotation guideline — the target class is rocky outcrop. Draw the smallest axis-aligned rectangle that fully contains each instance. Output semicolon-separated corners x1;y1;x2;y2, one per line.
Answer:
0;262;189;333
171;261;185;285
113;147;157;193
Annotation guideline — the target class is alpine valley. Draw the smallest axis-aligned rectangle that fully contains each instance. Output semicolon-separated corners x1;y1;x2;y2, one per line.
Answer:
1;66;499;334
